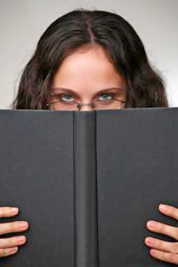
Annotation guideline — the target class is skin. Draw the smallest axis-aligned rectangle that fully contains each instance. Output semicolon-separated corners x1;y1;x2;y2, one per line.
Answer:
1;45;178;263
49;45;126;111
145;204;178;264
0;207;29;257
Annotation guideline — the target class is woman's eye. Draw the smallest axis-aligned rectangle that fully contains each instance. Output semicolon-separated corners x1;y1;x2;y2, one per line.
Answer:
61;94;74;102
99;93;114;101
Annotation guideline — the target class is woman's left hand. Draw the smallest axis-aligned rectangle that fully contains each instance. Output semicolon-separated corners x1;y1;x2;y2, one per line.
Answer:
145;204;178;265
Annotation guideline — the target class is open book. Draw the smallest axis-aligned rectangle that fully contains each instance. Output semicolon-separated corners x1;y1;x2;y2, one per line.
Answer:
0;108;178;267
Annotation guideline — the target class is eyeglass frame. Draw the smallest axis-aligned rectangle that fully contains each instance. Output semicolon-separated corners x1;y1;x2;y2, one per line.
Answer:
46;93;126;111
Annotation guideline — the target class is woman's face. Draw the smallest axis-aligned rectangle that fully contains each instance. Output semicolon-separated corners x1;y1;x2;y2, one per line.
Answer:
49;45;126;111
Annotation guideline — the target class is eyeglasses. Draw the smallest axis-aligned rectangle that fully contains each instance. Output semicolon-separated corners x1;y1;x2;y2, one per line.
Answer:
46;92;126;111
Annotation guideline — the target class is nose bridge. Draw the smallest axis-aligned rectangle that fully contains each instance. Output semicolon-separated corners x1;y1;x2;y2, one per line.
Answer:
79;103;93;112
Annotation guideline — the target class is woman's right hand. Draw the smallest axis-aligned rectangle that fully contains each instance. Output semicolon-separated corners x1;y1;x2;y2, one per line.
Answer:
0;207;29;258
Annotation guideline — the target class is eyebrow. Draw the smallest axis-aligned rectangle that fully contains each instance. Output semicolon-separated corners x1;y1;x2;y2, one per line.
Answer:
51;87;125;98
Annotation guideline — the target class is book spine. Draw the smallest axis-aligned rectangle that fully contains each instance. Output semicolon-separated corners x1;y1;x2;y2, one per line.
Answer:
73;111;98;267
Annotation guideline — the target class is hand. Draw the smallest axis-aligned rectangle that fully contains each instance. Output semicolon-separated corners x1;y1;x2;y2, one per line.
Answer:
0;207;29;258
145;204;178;264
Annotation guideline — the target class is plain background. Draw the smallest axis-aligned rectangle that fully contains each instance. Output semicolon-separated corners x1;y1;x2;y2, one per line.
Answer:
0;0;177;109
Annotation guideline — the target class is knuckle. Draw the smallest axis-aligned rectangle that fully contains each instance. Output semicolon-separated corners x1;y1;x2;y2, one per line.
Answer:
171;243;178;254
168;252;177;263
171;207;178;220
175;229;178;240
6;222;19;233
156;239;163;249
0;224;5;235
169;212;175;219
0;207;9;217
166;206;178;220
157;251;165;261
158;251;165;261
10;222;19;232
0;248;7;257
0;247;18;258
9;237;17;246
158;223;165;233
0;222;21;236
0;239;5;248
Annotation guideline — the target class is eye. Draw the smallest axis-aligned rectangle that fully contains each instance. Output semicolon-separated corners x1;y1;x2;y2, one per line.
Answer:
98;93;115;101
60;94;74;102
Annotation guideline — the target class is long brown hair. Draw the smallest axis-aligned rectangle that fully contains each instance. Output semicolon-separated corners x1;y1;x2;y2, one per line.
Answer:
12;9;168;109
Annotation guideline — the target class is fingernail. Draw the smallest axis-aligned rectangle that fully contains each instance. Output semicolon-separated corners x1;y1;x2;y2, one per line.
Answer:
159;204;167;211
145;237;154;245
147;221;156;228
18;221;28;228
16;236;26;243
11;207;19;213
150;249;158;256
9;247;18;254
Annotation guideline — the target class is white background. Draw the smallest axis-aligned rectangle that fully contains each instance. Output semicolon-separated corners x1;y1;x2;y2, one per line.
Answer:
0;0;177;108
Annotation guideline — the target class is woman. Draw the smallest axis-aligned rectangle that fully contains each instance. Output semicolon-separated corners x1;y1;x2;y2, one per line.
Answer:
1;9;178;265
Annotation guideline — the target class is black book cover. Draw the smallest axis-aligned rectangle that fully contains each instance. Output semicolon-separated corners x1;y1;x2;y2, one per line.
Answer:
97;108;178;267
0;111;74;266
0;108;178;266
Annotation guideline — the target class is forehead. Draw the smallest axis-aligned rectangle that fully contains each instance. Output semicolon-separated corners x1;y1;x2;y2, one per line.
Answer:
52;45;126;96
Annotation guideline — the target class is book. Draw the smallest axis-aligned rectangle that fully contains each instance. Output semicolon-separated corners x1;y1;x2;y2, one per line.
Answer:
0;108;178;267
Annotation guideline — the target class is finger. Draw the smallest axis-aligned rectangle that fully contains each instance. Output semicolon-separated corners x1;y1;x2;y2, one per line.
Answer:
0;207;19;218
0;235;27;249
0;247;18;258
150;249;178;264
0;221;29;236
145;237;178;254
159;204;178;220
146;220;178;240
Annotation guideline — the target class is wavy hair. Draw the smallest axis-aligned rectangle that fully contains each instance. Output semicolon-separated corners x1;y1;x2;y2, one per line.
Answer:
12;9;168;109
